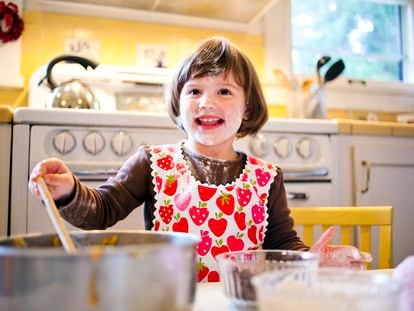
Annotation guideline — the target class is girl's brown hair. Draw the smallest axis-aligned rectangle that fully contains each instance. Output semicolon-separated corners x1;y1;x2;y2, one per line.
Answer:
167;36;268;138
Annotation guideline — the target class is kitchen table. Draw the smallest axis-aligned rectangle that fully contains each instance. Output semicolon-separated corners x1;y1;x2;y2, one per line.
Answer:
194;282;229;311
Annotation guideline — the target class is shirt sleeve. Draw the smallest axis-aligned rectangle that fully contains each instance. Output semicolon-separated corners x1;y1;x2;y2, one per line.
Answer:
59;146;153;229
262;167;310;251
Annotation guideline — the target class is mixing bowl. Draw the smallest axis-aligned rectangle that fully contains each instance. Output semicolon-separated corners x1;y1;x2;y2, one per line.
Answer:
253;268;403;311
0;230;198;311
216;249;319;311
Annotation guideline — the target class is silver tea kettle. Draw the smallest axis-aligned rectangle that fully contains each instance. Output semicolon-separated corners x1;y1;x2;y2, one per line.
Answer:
43;55;100;109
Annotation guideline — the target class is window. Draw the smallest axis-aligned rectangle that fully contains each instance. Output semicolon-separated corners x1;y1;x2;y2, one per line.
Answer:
291;0;408;82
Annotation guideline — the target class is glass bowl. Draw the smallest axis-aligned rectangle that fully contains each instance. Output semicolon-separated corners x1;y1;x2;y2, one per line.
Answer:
252;268;403;311
216;249;319;311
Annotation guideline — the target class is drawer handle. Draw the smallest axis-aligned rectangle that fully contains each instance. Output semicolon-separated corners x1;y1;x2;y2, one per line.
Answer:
361;160;371;194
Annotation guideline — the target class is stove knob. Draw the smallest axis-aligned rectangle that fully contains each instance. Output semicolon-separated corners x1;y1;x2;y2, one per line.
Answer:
53;130;76;155
273;137;292;158
296;137;313;159
249;133;269;157
83;131;105;155
111;132;133;156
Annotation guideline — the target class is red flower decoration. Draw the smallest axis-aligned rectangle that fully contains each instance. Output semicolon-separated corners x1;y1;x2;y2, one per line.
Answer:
0;1;24;43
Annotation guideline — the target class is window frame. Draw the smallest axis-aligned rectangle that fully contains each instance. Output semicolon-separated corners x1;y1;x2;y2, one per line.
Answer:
264;0;414;113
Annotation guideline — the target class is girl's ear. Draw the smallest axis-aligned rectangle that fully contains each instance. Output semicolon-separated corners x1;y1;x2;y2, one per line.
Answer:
243;103;250;121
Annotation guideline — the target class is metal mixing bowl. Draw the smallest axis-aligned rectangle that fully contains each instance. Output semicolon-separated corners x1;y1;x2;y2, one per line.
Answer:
0;230;198;311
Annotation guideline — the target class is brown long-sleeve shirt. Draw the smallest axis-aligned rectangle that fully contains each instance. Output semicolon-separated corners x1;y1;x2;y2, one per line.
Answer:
59;144;308;251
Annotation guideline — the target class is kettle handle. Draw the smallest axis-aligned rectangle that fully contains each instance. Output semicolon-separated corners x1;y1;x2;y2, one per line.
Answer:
45;55;98;89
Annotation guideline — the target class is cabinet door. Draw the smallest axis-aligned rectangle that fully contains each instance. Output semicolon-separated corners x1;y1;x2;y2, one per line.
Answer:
353;142;414;267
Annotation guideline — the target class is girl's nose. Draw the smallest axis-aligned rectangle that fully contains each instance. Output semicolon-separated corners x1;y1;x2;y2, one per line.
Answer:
198;94;215;109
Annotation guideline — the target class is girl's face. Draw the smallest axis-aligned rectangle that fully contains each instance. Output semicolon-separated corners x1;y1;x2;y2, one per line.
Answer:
179;71;247;148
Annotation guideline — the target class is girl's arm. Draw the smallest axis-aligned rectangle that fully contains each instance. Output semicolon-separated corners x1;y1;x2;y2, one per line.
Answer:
262;168;309;251
58;146;153;229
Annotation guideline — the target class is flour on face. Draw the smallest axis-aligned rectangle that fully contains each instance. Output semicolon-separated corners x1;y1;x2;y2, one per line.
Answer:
179;72;246;148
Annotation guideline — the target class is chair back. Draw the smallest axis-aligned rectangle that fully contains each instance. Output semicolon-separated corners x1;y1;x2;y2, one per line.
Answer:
290;206;393;269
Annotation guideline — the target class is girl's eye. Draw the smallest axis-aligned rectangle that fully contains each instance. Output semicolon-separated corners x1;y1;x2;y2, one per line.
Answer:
219;88;232;95
188;89;201;95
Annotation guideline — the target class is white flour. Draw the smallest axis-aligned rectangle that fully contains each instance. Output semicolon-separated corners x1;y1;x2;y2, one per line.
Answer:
255;273;402;311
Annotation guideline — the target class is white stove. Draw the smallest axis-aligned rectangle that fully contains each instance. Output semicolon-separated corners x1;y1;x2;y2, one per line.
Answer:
11;108;185;235
10;107;338;236
0;106;13;237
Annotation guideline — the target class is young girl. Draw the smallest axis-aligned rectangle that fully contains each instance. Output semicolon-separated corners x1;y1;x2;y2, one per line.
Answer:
29;36;371;282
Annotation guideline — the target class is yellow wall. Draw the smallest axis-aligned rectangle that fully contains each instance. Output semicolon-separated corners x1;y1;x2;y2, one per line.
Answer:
0;10;398;121
1;10;265;109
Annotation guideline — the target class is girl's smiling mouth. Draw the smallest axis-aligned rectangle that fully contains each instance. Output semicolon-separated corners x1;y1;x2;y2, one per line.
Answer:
195;116;225;128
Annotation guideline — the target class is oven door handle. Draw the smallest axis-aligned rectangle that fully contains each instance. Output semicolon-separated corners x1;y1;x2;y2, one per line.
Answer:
287;192;309;200
72;169;119;181
283;168;329;178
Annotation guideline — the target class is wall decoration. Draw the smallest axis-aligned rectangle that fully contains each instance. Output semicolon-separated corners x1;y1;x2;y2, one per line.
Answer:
0;1;24;44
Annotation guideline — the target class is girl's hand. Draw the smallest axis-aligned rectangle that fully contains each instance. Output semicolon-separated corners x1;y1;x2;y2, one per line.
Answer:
309;226;372;270
394;256;414;310
28;158;75;201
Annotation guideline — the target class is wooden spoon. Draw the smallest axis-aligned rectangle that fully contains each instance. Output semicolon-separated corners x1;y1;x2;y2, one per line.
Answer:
37;177;77;253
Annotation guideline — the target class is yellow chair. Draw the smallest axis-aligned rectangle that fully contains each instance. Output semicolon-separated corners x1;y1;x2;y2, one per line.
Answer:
290;206;393;269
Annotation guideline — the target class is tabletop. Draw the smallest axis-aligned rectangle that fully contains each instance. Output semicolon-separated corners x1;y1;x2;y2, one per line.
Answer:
193;282;229;311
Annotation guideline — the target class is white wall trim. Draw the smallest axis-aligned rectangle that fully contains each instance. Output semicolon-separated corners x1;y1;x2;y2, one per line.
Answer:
25;0;267;33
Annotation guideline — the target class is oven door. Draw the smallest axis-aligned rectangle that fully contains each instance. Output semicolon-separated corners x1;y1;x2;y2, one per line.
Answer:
285;181;334;207
27;171;145;234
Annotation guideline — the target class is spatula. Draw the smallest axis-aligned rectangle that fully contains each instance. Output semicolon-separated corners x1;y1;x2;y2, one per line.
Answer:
37;177;77;253
323;59;345;85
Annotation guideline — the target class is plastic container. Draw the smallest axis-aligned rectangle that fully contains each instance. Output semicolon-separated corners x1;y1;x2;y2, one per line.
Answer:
253;268;403;311
216;250;319;311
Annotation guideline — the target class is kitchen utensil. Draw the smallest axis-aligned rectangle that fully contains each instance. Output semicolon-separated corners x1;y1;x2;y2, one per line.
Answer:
216;250;319;311
43;55;100;109
323;59;345;85
36;177;76;253
306;58;345;119
316;55;331;86
0;230;198;311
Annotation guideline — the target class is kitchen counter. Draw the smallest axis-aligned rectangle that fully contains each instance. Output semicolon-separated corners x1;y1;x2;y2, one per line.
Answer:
0;106;13;123
334;118;414;137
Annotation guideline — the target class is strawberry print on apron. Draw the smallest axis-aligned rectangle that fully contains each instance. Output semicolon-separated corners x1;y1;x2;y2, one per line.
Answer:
150;142;277;282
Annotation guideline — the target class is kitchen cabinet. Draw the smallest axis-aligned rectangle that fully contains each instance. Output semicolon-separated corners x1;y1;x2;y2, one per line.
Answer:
332;134;414;268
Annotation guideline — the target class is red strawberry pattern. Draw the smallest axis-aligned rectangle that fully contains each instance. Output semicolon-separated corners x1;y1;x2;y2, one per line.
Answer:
189;202;209;226
151;145;276;283
159;200;173;224
207;271;220;282
198;185;217;201
227;233;244;251
234;208;246;231
172;213;189;233
197;259;209;282
208;213;227;237
255;168;271;186
174;192;191;211
197;230;213;256
252;204;265;224
163;175;178;196
155;175;162;191
157;154;174;170
248;223;258;244
211;240;230;258
216;191;235;215
237;185;252;207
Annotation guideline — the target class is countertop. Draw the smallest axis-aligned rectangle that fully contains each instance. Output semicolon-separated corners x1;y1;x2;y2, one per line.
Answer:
334;118;414;137
0;106;13;123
